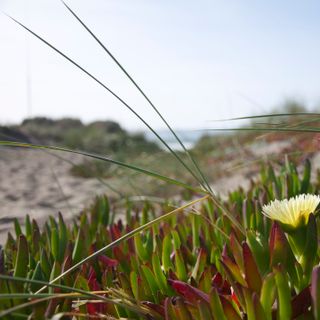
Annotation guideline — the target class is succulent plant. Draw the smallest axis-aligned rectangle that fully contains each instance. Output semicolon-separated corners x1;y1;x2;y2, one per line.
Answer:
0;159;319;319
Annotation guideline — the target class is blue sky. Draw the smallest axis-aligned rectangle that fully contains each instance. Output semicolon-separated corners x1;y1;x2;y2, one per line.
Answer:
1;0;320;130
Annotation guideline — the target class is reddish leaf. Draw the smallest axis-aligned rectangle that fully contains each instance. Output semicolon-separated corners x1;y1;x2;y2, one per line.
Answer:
243;242;262;293
291;286;311;318
87;266;105;314
110;224;122;241
231;288;240;308
113;246;126;262
220;296;242;320
230;232;244;271
87;303;97;315
311;266;320;319
221;256;247;286
212;272;231;295
212;272;223;288
164;297;177;320
98;255;119;268
168;279;209;303
253;292;267;320
142;301;165;317
269;222;288;267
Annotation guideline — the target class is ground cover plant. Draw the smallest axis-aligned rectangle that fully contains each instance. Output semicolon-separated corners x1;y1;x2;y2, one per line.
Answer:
1;160;320;319
2;1;320;319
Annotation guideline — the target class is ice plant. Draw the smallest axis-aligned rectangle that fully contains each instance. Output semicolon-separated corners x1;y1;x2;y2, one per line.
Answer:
263;194;319;281
1;160;319;318
262;194;320;231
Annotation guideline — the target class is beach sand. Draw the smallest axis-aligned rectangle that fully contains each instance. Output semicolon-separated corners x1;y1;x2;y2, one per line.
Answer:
0;138;318;244
0;148;110;243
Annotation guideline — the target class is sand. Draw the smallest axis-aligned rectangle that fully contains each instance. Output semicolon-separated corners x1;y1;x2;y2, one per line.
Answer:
0;148;110;243
1;138;317;244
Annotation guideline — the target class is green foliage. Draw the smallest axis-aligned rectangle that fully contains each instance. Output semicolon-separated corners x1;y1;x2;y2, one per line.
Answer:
3;117;160;159
1;160;320;318
6;3;320;318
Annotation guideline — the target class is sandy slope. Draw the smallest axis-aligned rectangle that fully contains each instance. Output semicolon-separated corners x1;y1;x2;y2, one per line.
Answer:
0;148;110;243
0;138;318;244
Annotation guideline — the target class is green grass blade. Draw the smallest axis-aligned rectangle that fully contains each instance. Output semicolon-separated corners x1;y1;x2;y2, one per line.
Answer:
211;112;320;122
6;14;208;191
0;141;202;193
60;0;212;192
0;295;79;318
0;275;112;301
205;127;320;133
0;275;150;318
0;293;93;299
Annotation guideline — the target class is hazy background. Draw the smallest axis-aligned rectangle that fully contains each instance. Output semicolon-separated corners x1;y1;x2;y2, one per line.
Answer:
1;0;320;130
1;0;320;243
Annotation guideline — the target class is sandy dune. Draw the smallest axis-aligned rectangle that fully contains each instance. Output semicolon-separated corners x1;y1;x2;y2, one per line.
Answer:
1;138;317;244
0;148;110;243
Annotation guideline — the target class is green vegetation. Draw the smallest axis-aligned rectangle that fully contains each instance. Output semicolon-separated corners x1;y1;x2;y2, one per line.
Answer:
70;102;320;190
2;3;320;319
1;160;320;319
0;117;159;156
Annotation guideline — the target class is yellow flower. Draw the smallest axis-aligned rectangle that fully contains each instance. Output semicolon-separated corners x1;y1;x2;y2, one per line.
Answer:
262;194;320;230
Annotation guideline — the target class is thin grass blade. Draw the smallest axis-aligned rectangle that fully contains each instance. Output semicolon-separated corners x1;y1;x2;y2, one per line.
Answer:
0;141;202;193
210;112;320;122
60;0;212;192
5;14;208;191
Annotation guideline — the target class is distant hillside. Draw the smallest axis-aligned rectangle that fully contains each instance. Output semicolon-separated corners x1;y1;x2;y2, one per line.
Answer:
0;125;31;142
0;117;160;155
